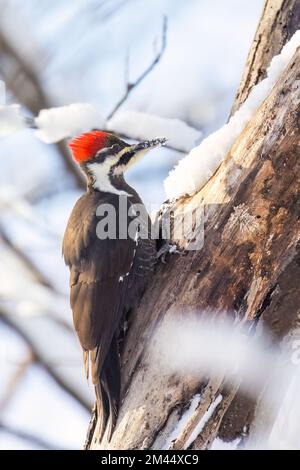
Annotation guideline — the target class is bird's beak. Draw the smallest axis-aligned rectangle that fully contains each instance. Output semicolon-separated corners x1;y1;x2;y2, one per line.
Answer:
131;137;167;153
113;137;167;175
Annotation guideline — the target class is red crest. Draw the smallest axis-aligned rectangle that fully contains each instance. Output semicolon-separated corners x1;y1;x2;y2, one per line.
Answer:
69;131;109;163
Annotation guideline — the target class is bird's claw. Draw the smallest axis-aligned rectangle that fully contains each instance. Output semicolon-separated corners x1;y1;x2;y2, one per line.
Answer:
156;243;181;263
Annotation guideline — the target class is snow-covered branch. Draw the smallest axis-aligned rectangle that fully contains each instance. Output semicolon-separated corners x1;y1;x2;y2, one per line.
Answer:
164;30;300;200
107;111;202;153
0;102;200;154
0;15;201;156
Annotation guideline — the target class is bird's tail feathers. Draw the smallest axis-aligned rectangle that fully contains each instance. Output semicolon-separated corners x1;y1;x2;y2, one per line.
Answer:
90;335;121;443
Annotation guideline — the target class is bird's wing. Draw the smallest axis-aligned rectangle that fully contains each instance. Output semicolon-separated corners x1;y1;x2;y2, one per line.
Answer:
70;238;135;375
63;193;135;375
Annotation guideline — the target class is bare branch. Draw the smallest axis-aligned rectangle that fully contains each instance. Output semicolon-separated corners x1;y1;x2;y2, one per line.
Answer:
107;16;168;120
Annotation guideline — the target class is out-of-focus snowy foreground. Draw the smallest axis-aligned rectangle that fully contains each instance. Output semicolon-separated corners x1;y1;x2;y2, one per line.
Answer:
0;0;264;450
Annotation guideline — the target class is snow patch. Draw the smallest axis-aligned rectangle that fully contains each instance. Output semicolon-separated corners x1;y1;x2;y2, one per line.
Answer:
151;315;300;449
164;392;223;450
184;394;223;449
0;80;5;105
108;110;202;153
164;30;300;199
35;103;105;143
164;394;201;449
265;373;300;450
0;104;25;135
211;436;242;450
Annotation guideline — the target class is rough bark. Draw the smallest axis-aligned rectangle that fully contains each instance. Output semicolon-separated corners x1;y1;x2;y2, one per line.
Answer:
86;1;300;450
231;0;300;115
220;0;300;443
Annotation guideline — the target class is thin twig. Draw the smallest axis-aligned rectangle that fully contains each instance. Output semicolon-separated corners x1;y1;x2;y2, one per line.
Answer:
107;16;168;120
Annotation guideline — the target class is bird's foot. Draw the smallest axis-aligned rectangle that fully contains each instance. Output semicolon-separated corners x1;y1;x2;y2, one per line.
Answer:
156;242;182;263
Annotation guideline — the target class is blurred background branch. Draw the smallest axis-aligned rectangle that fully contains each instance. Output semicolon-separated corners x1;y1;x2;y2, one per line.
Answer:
0;312;90;411
107;15;168;119
0;24;85;188
0;422;62;450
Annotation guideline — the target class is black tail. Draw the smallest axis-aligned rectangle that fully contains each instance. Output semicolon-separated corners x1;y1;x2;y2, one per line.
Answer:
91;335;121;443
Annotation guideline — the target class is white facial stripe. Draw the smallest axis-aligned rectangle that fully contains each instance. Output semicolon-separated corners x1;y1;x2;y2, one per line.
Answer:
88;146;148;195
88;156;131;196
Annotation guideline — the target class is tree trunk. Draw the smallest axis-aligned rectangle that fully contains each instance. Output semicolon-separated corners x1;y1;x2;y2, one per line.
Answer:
86;0;300;450
231;0;300;115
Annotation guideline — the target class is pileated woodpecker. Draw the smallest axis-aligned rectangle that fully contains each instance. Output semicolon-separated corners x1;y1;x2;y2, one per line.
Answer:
63;131;166;441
